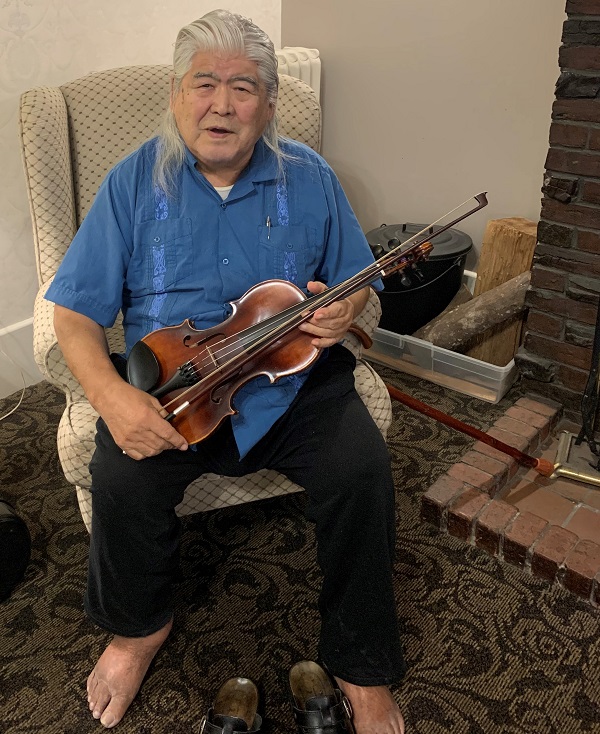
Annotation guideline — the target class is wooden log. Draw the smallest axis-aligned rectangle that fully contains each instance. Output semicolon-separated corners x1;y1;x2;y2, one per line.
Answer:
466;218;537;365
415;270;531;353
412;284;472;339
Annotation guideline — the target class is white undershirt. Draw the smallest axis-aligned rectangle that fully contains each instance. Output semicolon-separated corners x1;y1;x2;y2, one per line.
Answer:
214;184;234;200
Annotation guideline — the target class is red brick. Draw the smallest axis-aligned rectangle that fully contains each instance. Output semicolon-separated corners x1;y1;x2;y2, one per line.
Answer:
557;364;589;393
582;180;600;205
553;98;600;123
584;489;600;511
515;396;562;419
447;462;496;495
525;290;598;324
564;505;600;543
494;416;540;447
578;230;600;254
460;450;508;495
471;441;520;480
563;540;600;599
474;500;519;556
548;477;590;504
566;0;600;16
487;426;530;453
504;406;553;442
545;149;600;180
589;128;600;151
447;488;491;541
560;45;600;72
549;121;589;148
531;267;567;292
420;474;464;528
524;332;592;372
503;512;549;568
526;311;564;340
501;481;577;526
531;526;579;582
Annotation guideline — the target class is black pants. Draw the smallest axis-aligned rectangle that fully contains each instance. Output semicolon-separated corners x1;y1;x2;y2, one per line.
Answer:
86;345;406;685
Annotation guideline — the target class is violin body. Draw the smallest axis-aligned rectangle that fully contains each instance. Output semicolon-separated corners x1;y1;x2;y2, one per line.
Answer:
126;279;320;444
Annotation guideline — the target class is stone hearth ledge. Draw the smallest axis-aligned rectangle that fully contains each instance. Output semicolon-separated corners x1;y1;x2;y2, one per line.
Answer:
420;395;600;607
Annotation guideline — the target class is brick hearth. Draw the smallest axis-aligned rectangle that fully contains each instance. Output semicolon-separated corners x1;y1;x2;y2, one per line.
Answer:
421;395;600;607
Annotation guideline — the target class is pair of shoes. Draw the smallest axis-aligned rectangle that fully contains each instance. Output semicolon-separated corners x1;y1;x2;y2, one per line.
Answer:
289;661;355;733
200;677;262;733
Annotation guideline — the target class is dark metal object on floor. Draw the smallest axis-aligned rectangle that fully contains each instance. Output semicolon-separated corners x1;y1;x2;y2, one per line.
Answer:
0;499;31;602
552;431;600;489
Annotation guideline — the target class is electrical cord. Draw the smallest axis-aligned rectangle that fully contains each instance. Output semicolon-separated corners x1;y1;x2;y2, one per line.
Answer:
0;343;27;422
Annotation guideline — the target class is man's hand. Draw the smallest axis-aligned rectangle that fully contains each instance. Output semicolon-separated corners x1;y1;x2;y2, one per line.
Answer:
298;281;370;349
95;380;188;460
53;305;188;461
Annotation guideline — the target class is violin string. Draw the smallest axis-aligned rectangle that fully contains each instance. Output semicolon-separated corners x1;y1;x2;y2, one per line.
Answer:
159;297;318;410
160;193;487;413
171;270;368;394
179;294;318;375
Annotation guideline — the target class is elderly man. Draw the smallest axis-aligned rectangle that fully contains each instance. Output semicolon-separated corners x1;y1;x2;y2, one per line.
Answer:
46;9;406;733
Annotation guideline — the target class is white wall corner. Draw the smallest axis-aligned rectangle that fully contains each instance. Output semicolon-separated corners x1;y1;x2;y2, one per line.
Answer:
0;319;43;400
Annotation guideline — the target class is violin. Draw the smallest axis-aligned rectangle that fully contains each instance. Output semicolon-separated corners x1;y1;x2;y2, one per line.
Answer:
126;193;488;444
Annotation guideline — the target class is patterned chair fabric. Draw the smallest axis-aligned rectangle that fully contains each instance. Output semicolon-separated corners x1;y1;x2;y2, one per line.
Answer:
19;65;392;533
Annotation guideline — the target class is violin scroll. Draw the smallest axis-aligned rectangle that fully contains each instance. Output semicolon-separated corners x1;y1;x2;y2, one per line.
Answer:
379;241;434;278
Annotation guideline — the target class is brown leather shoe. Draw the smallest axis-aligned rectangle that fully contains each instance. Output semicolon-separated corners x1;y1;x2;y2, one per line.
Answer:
200;677;262;733
289;661;355;733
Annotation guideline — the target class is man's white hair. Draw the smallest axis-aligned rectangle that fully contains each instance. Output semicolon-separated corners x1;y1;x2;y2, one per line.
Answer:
153;9;285;196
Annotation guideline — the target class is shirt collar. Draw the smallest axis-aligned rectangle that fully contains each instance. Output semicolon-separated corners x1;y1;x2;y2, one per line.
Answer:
183;138;279;190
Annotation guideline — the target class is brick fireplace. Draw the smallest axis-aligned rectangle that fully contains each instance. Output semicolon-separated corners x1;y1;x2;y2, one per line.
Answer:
516;0;600;421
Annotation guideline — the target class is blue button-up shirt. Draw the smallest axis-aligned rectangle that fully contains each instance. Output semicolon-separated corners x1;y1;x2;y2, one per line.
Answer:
46;138;381;457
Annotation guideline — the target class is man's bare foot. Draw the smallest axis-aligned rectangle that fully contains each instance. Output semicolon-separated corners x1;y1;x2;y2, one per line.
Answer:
334;677;405;734
86;618;172;728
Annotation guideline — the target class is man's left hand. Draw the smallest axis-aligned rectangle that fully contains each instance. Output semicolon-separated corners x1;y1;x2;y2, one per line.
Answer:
298;281;357;349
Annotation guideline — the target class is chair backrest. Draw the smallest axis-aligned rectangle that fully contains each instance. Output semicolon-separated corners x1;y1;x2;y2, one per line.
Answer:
19;66;322;287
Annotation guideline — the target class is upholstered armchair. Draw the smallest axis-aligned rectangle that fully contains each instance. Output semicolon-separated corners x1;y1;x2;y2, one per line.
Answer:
19;64;392;533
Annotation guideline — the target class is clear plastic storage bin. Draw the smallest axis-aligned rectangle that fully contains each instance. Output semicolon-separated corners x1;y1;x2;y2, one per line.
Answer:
365;327;518;404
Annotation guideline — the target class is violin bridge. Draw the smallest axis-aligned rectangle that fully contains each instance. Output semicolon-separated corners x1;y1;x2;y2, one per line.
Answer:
204;346;219;368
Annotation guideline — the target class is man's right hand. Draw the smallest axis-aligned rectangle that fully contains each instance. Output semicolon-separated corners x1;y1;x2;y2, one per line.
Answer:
96;380;188;460
53;305;188;460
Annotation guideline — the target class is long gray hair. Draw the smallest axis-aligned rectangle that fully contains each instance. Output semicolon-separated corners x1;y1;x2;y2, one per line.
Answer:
153;9;284;195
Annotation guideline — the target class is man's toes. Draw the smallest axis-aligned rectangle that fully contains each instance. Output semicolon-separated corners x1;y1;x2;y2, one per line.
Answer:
90;685;112;719
99;694;132;729
87;670;99;699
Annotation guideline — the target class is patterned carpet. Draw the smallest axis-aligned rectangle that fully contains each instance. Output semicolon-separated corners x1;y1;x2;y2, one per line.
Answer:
0;371;599;734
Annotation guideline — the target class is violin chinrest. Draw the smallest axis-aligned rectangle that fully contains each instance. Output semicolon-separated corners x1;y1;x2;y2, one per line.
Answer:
127;340;161;392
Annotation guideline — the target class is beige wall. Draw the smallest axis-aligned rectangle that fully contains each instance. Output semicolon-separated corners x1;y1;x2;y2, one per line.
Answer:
282;0;565;269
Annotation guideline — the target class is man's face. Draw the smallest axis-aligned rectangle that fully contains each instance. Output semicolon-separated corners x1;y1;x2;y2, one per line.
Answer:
171;51;275;186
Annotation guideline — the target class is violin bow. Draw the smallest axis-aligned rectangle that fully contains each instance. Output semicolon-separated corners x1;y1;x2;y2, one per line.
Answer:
386;383;555;477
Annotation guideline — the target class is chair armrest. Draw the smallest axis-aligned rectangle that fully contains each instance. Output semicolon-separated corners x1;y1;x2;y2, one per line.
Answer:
33;280;82;400
340;288;382;360
34;279;125;401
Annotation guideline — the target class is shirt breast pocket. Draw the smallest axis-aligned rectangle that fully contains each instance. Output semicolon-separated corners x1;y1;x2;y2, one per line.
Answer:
258;225;319;286
131;217;193;293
